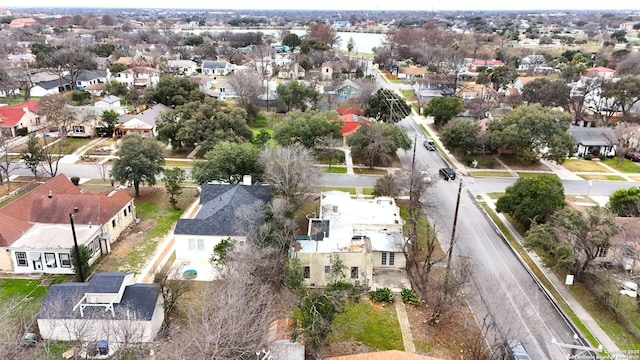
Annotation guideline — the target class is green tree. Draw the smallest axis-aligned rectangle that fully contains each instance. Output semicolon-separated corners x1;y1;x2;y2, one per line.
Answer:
284;258;305;290
488;66;518;90
601;76;640;120
100;109;119;137
70;90;91;104
21;133;44;179
156;98;253;151
524;222;575;271
110;134;165;197
192;141;262;185
327;254;347;284
292;290;343;351
276;80;319;112
608;187;640;217
183;34;204;46
44;47;98;90
103;80;129;98
144;76;205;107
210;237;235;265
252;129;272;148
424;97;465;129
282;33;302;50
525;207;619;280
70;244;91;282
440;119;479;156
488;104;575;164
521;78;570;109
91;43;115;57
495;174;565;229
347;122;412;168
364;89;411;123
109;63;128;74
272;110;342;149
163;167;186;209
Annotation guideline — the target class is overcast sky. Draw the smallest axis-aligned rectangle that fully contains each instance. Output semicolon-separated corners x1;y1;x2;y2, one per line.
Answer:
5;1;639;12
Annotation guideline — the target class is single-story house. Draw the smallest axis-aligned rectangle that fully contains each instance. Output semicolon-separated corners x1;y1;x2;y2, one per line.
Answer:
201;60;232;76
569;127;617;157
95;95;122;108
0;175;135;274
397;65;428;80
336;79;360;101
0;101;43;138
76;70;109;90
113;103;170;139
207;79;236;100
291;191;408;289
172;182;272;281
338;112;371;146
168;60;198;76
37;272;164;344
30;78;72;97
412;74;456;104
458;83;498;101
470;59;504;72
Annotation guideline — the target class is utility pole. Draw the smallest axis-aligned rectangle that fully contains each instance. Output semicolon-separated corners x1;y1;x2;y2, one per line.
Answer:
69;213;85;282
444;179;462;297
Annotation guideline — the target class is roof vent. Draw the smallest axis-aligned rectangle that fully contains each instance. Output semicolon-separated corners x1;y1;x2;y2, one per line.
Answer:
47;190;52;199
74;207;79;212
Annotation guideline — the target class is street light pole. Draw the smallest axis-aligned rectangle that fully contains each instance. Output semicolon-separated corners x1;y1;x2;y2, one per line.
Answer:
69;213;85;282
444;179;463;296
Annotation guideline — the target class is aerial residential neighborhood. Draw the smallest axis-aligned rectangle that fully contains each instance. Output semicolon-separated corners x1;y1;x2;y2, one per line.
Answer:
1;4;640;360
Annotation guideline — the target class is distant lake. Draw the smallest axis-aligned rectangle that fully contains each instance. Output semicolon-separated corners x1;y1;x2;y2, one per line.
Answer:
175;28;386;54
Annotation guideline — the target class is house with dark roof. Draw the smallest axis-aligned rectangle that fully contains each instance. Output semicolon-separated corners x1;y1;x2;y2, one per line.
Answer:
0;101;43;137
30;78;72;97
172;182;272;280
569;127;617;157
412;74;456;104
37;272;164;344
0;175;135;275
201;60;232;76
76;69;109;90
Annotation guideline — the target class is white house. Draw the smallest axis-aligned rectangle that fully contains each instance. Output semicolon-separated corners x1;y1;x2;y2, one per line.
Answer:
95;95;123;109
37;272;164;344
201;60;232;76
0;175;135;275
291;191;407;289
168;60;198;75
112;66;160;89
0;101;43;138
172;182;272;281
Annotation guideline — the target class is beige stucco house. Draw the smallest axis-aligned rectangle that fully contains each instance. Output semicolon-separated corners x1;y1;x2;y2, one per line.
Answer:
292;191;407;288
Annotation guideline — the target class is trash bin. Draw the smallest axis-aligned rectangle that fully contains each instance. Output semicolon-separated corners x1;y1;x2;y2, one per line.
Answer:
97;340;108;355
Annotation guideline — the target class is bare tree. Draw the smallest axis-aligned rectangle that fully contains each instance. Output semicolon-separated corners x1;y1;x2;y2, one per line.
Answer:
258;145;322;211
39;93;75;144
153;267;193;330
0;133;22;191
351;79;378;108
94;161;111;182
227;71;264;122
156;245;281;359
612;122;640;165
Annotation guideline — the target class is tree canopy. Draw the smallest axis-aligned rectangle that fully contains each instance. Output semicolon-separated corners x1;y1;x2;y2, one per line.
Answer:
440;118;479;156
495;174;565;229
521;78;570;109
272;110;342;149
110;134;165;197
601;75;640;120
423;96;464;129
192;141;262;185
144;76;205;107
276;81;319;112
364;89;411;123
156;98;253;151
608;187;640;217
347;122;412;167
488;104;575;164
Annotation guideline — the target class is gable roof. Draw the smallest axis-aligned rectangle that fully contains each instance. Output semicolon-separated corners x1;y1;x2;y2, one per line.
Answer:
117;103;170;126
0;101;39;127
339;113;371;136
202;60;230;69
76;70;108;82
0;175;133;246
97;95;121;105
174;184;272;236
569;127;617;146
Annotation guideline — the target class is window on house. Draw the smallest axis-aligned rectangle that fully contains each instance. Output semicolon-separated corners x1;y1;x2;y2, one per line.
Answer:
350;267;359;279
73;126;85;133
381;252;387;265
35;116;41;125
15;252;27;267
389;252;395;266
45;253;57;268
324;265;331;274
112;219;116;228
197;239;204;251
59;253;71;267
303;266;310;279
123;209;127;217
128;205;132;213
188;239;196;251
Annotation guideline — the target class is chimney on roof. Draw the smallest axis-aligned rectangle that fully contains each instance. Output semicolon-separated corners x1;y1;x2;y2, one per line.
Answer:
47;190;52;199
243;175;252;186
23;107;28;113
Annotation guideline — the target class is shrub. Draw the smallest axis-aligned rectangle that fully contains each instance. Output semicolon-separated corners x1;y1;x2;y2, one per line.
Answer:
70;176;80;185
599;154;607;161
253;118;269;128
584;153;594;160
368;287;394;303
400;288;421;305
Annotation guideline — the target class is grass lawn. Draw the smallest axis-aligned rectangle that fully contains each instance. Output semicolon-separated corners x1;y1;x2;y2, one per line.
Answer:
330;300;404;351
362;188;375;196
469;170;514;178
578;174;626;181
516;172;558;179
323;166;348;174
566;195;599;206
322;187;356;195
485;192;504;200
602;158;640;173
164;159;193;168
353;167;387;175
563;159;609;173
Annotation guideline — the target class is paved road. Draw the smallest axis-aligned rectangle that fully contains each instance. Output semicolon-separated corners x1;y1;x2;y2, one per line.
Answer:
397;116;591;359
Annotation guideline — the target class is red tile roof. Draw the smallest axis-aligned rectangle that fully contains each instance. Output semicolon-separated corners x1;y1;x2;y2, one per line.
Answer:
336;107;364;116
0;175;133;246
0;101;39;128
339;113;371;136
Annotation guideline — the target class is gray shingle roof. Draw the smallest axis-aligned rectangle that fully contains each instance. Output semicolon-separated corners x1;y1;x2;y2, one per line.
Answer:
86;272;128;293
174;184;272;236
569;127;617;146
37;274;159;320
201;60;229;69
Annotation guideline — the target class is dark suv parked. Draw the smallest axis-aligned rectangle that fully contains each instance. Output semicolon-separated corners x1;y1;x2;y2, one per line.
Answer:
439;168;456;181
423;140;436;151
625;152;640;162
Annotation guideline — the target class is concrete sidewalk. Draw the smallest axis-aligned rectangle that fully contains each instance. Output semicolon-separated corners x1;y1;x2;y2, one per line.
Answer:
480;194;621;356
